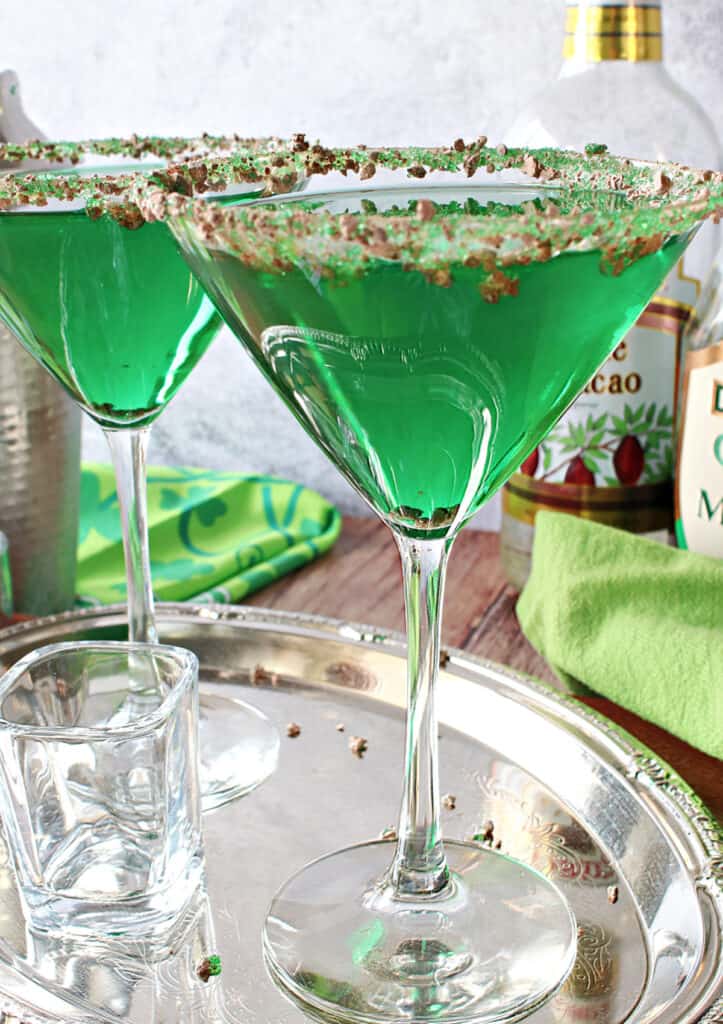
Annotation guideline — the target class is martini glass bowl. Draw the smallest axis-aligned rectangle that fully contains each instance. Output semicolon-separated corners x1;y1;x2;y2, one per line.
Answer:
0;141;284;812
164;144;718;1023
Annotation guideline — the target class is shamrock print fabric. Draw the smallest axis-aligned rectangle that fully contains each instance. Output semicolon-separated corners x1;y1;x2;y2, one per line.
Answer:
76;464;341;606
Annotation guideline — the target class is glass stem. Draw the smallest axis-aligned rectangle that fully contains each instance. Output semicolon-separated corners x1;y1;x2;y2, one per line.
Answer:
389;534;453;899
103;427;158;645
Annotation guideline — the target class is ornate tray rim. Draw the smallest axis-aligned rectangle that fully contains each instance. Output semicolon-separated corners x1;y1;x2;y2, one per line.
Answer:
0;601;720;1024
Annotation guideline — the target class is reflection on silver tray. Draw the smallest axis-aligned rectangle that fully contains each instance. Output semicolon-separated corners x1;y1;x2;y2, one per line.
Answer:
0;603;719;1024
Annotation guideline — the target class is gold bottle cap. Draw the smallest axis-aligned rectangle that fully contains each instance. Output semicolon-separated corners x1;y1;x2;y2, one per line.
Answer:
564;3;663;62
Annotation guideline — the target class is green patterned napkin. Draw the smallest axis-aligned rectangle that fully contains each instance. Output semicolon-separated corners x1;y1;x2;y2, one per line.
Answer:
76;464;341;607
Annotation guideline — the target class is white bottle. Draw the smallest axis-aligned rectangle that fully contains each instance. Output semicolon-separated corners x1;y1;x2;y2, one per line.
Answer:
500;0;721;590
675;252;723;558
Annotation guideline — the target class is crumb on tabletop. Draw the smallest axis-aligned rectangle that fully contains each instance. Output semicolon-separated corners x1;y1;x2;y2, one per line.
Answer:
442;793;457;811
336;723;345;732
607;885;619;905
286;722;301;738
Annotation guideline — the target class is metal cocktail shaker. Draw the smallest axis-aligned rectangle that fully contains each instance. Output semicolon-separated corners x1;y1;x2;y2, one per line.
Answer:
0;71;81;615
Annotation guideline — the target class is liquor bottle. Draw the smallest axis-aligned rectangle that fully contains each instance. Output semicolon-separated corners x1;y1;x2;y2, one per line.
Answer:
500;0;721;590
675;253;723;558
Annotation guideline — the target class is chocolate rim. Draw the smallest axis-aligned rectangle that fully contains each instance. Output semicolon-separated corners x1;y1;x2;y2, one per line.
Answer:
0;134;720;300
0;133;280;164
0;135;299;221
137;137;723;300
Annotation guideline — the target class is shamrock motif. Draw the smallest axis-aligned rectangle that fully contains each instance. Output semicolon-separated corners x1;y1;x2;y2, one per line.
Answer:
78;470;121;546
196;497;228;528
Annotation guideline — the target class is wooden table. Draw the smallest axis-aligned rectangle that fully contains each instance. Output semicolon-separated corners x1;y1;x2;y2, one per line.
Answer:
247;516;722;820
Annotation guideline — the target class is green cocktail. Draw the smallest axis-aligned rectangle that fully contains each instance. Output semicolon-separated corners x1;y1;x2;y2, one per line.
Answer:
0;137;292;812
0;206;219;427
163;140;723;1024
191;185;686;536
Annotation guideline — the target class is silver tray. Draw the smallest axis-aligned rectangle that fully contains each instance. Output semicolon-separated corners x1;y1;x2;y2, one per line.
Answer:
0;603;719;1024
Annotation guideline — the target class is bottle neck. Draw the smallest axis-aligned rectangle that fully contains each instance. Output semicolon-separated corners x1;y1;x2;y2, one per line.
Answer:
563;1;663;66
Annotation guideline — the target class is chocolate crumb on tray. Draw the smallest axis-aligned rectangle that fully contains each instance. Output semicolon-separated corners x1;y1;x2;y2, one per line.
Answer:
349;735;368;758
252;664;279;686
477;820;495;845
196;954;222;983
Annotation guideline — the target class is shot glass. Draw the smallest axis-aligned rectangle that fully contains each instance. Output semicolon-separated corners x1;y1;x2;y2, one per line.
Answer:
0;641;204;939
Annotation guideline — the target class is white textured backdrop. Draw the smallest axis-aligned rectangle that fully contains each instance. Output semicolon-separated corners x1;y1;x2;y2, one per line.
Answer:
8;0;722;524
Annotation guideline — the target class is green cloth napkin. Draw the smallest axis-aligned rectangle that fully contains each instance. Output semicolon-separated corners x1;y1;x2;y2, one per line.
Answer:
517;511;723;760
76;464;341;607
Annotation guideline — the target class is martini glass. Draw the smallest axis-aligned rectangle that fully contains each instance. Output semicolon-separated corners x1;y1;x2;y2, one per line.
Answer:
0;139;285;811
163;143;721;1022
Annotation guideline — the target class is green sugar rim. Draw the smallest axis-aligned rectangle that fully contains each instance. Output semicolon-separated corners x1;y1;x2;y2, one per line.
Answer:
0;135;299;218
0;133;279;164
137;137;723;299
0;134;720;299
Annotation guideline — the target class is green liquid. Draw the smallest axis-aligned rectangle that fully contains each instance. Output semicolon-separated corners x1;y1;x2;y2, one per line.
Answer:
179;185;688;537
0;208;221;427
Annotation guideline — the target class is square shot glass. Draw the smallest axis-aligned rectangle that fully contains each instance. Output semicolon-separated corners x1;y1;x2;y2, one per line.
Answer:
0;641;204;939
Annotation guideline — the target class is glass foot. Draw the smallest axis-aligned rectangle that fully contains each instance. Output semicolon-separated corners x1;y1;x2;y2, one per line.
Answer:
199;692;279;813
264;838;576;1024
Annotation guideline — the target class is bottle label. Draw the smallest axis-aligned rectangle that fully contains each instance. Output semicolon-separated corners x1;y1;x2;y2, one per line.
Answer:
504;259;699;533
564;3;663;63
674;342;723;557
